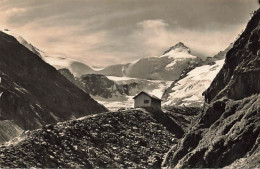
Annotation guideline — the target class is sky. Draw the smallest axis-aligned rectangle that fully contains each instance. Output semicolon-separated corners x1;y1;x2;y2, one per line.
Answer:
0;0;258;67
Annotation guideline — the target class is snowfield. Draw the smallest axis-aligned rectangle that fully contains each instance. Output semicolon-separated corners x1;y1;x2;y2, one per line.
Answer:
160;48;197;59
163;59;225;106
119;43;202;80
107;76;137;81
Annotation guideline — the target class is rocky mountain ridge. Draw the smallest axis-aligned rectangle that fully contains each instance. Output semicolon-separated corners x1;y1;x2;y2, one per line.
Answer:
58;69;136;100
0;107;200;168
0;31;107;143
2;29;96;77
163;8;260;168
78;74;129;99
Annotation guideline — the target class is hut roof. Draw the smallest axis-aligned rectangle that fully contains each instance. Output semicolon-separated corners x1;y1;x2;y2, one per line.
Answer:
132;91;162;101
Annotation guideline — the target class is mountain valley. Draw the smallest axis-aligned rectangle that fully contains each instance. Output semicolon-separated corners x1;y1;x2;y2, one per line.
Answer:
0;4;259;168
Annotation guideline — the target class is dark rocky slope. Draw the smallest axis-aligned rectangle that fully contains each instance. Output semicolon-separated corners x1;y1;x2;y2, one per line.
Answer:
0;31;107;134
58;68;78;85
163;106;201;133
58;70;127;99
0;120;23;144
78;74;128;99
204;10;260;103
163;8;260;168
0;107;200;168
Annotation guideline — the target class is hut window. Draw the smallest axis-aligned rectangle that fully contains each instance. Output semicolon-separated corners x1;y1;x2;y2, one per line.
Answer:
144;100;149;104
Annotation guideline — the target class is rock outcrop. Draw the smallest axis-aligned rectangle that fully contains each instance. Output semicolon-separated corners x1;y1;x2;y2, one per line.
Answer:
204;10;260;103
0;31;107;134
58;68;78;85
78;74;128;99
58;71;133;100
163;8;260;168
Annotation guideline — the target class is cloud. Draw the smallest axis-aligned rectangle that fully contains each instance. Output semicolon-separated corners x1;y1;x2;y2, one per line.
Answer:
5;7;27;16
137;19;168;29
0;7;26;29
0;0;258;66
133;19;174;56
130;19;243;58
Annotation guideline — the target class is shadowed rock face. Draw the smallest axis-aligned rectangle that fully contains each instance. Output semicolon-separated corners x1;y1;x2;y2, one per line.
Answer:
204;9;260;103
79;74;127;99
58;68;77;85
0;31;107;132
0;120;23;144
58;71;133;99
164;8;260;168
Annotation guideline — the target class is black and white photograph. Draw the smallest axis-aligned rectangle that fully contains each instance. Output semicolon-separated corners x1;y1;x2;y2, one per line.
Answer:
0;0;259;168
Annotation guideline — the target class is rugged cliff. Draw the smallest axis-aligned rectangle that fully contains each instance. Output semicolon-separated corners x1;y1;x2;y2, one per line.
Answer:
163;9;260;168
78;74;129;99
204;9;260;103
58;71;131;100
0;31;107;135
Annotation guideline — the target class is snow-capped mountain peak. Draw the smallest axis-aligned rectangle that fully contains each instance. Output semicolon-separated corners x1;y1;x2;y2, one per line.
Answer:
162;42;191;55
160;42;197;60
1;29;201;81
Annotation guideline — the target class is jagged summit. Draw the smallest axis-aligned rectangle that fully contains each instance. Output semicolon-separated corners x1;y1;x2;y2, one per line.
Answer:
163;42;191;55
